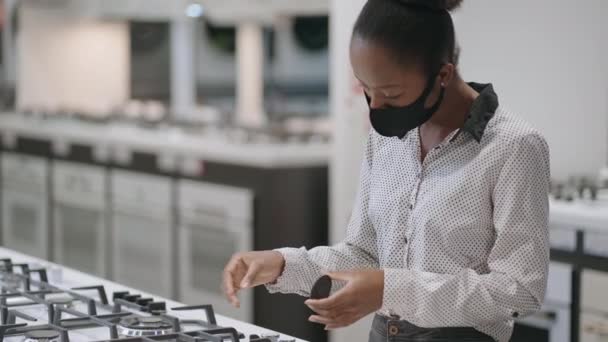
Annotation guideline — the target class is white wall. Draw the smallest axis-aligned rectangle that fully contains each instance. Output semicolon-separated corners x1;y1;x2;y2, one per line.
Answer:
328;0;371;341
16;2;129;113
453;0;608;179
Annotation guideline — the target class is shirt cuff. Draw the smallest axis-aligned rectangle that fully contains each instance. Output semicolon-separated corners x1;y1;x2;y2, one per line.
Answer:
264;247;311;296
381;268;415;317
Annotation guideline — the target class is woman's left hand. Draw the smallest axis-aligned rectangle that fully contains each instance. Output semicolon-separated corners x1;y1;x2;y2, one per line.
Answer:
305;269;384;330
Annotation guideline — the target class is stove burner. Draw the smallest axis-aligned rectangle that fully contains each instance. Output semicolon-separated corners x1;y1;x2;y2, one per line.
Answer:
0;272;22;289
0;258;267;342
118;316;174;337
24;330;60;342
49;297;73;308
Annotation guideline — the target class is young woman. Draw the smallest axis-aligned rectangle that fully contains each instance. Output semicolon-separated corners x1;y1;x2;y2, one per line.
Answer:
223;1;550;341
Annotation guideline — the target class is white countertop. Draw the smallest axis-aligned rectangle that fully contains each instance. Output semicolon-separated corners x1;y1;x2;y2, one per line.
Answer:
0;113;330;168
550;197;608;234
0;246;306;341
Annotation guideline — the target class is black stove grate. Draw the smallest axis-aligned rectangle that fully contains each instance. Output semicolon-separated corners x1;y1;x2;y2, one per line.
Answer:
0;258;268;342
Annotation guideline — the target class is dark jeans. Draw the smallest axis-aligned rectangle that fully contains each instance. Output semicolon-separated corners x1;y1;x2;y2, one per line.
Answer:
368;314;496;342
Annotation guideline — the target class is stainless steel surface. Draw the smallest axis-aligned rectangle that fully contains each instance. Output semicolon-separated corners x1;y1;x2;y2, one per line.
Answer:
111;170;173;298
0;255;286;342
52;162;108;277
178;180;254;323
1;153;49;259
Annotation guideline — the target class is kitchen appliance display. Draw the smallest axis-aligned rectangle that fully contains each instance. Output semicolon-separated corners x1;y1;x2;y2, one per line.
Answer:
110;170;173;298
177;180;254;323
52;161;108;278
1;153;49;259
0;256;292;342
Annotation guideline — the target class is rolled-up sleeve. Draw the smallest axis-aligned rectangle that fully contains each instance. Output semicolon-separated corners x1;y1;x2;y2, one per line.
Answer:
265;132;380;296
382;133;550;327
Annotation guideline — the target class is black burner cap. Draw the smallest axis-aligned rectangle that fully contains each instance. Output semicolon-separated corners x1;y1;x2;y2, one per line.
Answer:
26;330;60;339
120;316;173;330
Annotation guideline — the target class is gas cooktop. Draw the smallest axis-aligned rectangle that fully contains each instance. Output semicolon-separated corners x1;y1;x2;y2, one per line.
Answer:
0;257;294;342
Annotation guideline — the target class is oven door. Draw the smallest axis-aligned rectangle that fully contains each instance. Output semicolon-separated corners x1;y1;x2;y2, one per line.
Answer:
177;180;254;322
179;214;253;322
112;210;172;298
54;203;106;277
1;153;49;258
110;170;173;298
1;188;49;259
52;162;107;277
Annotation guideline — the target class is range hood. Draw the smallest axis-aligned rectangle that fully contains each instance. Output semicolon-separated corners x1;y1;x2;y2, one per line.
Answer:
198;0;329;25
25;0;328;22
91;0;203;20
25;0;205;20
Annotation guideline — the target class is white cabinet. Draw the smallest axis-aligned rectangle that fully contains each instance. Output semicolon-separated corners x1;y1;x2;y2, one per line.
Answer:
582;270;608;314
177;180;254;322
111;170;173;298
1;153;49;259
52;161;108;277
580;312;608;342
581;269;608;342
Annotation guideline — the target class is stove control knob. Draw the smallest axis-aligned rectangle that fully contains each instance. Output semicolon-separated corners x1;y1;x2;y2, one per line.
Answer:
113;291;130;300
136;298;154;306
124;294;142;302
147;301;167;313
259;334;280;342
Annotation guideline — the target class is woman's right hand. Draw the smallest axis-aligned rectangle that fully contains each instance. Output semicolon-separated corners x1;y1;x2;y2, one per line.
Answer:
222;250;285;308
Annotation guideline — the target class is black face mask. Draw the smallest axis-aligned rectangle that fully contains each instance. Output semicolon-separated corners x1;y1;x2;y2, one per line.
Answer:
366;72;446;139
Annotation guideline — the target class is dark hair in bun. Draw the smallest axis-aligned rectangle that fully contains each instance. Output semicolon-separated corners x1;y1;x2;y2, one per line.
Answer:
444;0;464;11
352;0;462;74
393;0;463;11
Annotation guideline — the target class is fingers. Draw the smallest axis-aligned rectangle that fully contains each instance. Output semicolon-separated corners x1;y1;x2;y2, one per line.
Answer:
240;261;262;288
305;287;349;311
222;255;246;307
306;285;360;330
309;312;360;330
324;271;353;282
309;315;334;325
307;307;334;318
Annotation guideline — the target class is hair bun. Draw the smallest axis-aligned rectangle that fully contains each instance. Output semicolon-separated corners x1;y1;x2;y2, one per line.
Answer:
395;0;463;12
443;0;463;11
